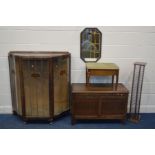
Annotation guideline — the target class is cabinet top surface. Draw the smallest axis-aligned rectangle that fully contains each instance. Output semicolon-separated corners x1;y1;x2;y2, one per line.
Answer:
86;63;119;70
9;51;70;58
72;83;129;93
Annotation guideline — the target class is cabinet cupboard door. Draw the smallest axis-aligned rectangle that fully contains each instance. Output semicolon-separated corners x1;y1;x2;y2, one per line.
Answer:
53;57;70;115
22;59;50;117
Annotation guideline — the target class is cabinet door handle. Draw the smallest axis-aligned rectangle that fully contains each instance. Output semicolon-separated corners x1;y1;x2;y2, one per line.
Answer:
31;73;40;77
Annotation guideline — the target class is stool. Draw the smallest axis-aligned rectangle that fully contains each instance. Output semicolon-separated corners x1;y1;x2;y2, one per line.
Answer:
86;63;119;89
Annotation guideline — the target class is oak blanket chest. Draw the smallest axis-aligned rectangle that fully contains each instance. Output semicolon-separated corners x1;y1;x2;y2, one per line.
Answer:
71;83;129;124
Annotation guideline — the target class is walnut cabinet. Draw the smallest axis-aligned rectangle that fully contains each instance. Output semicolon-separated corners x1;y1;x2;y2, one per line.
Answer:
9;51;71;122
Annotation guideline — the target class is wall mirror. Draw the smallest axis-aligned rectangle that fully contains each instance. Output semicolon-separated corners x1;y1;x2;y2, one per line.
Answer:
80;28;102;62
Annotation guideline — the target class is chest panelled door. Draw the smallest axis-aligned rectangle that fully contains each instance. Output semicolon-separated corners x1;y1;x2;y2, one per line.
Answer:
100;94;128;115
73;94;99;116
22;59;51;118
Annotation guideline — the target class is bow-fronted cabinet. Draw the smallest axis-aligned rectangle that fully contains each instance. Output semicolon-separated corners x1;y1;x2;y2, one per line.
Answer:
9;51;71;122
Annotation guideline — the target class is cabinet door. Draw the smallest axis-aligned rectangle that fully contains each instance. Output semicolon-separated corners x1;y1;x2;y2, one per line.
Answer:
73;94;99;116
53;56;70;116
9;55;18;113
22;59;50;118
101;94;127;115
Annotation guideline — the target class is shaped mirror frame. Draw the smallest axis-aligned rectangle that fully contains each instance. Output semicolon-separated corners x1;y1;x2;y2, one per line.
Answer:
80;28;102;62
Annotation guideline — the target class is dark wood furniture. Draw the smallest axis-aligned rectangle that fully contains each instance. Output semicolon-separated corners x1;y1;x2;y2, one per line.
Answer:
9;51;71;122
86;63;119;89
71;83;129;124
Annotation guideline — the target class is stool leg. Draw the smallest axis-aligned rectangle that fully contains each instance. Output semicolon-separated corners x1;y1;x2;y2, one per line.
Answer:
86;70;90;86
86;69;88;85
116;73;119;89
112;75;114;85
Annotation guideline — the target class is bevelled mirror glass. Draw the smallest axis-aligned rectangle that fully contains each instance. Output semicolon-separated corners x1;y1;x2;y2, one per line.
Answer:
80;28;102;62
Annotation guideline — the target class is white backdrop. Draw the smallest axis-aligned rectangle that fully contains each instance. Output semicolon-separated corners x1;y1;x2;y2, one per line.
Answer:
0;26;155;113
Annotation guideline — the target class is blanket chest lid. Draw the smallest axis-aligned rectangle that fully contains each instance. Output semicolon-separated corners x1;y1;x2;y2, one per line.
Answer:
72;83;129;94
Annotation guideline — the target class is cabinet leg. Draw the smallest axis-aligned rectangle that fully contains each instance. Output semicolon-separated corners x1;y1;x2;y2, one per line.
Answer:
24;121;27;124
71;117;76;125
121;119;126;124
49;118;53;124
12;110;17;115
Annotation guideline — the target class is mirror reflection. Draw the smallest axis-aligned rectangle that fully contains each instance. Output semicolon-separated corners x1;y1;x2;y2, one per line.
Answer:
80;28;102;62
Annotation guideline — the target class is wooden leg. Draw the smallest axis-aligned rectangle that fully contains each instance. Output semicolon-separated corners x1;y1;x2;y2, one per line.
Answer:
49;118;53;124
112;75;114;85
23;118;28;124
86;71;90;86
71;117;76;125
12;110;17;115
86;70;88;85
121;119;126;124
24;121;27;124
116;73;119;90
